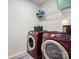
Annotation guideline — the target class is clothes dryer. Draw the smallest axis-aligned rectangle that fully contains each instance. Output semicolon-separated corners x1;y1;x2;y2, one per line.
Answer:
41;31;71;59
27;31;46;59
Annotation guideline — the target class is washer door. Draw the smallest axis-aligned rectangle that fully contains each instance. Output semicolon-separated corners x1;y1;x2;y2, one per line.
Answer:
27;35;35;51
41;40;69;59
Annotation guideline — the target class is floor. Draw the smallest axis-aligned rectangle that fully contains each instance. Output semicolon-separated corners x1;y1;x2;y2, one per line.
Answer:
16;54;33;59
10;53;33;59
17;55;31;59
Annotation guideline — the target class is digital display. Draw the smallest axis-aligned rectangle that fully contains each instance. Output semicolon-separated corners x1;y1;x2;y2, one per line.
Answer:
51;34;67;40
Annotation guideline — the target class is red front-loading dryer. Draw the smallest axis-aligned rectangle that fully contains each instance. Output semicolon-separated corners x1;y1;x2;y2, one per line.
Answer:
27;31;46;59
41;31;71;59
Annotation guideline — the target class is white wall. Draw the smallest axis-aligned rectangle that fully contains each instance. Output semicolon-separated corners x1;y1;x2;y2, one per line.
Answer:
8;0;39;56
40;0;71;31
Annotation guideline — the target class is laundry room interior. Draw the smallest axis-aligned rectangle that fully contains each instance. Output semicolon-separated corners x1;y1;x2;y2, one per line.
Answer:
8;0;71;59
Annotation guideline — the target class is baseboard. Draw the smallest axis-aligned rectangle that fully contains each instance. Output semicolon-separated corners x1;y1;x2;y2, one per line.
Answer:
8;50;27;59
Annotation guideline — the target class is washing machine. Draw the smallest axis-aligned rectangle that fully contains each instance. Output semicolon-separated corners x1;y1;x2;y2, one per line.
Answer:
27;31;45;59
41;31;71;59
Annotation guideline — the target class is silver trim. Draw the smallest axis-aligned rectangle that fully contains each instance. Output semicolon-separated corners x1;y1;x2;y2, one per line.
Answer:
41;40;69;59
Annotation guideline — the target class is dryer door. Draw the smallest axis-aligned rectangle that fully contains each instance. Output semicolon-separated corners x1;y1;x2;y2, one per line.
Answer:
27;35;35;51
41;40;69;59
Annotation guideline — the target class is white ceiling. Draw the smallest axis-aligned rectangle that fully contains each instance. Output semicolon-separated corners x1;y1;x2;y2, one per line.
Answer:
29;0;49;6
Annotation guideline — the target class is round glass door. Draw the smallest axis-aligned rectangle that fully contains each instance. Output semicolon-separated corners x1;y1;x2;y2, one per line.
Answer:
41;40;69;59
28;35;35;51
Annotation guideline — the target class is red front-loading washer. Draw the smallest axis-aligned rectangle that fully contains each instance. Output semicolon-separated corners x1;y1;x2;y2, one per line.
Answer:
41;31;71;59
27;31;47;59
